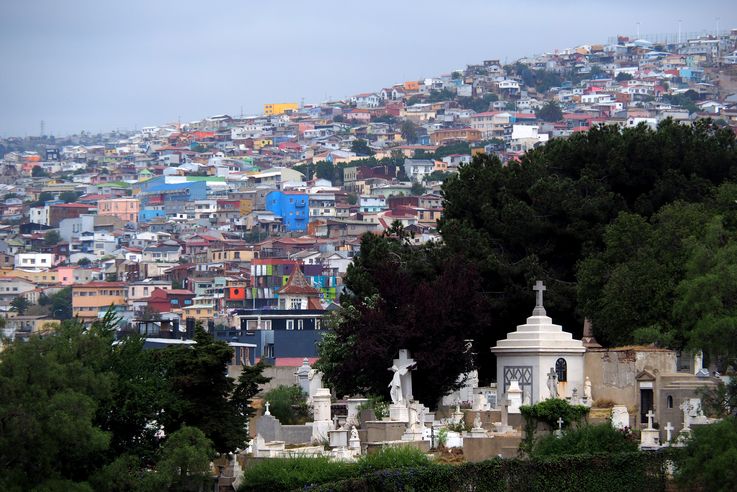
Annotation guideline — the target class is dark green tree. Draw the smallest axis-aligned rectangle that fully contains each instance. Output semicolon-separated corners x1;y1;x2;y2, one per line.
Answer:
536;101;563;122
60;191;81;203
49;287;73;320
261;385;311;425
677;417;737;492
410;181;426;196
400;120;419;144
350;139;374;157
32;165;49;177
10;296;29;315
44;229;61;245
232;361;271;433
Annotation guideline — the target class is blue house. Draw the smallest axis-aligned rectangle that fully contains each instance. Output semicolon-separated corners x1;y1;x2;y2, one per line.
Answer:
265;191;309;232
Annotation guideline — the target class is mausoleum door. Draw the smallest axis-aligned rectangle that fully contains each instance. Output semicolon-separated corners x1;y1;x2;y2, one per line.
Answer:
640;388;653;424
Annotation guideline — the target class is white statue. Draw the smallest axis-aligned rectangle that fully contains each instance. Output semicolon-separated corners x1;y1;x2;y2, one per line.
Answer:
388;358;416;404
350;425;359;441
584;377;592;401
547;368;558;399
473;412;482;430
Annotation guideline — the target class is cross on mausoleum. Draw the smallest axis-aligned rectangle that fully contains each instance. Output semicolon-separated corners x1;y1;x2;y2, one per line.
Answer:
265;401;271;416
664;422;674;442
646;410;655;429
533;280;546;315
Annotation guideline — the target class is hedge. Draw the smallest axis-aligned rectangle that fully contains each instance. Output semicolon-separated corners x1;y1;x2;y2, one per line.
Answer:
308;452;669;492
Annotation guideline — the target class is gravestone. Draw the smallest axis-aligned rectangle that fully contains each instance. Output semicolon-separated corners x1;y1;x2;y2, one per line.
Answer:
611;405;630;430
295;358;311;395
664;422;675;443
388;349;416;422
639;410;660;449
311;387;333;443
345;397;369;427
507;380;523;414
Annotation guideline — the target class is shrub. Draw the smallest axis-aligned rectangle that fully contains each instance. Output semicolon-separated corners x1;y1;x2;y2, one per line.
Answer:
677;417;737;492
519;398;590;453
262;385;311;425
531;423;638;457
355;446;430;475
239;457;354;492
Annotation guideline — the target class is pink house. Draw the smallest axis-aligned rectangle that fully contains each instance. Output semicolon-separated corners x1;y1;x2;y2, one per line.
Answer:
98;198;140;224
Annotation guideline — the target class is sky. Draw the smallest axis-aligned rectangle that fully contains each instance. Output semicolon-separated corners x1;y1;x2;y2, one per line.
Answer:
1;0;736;137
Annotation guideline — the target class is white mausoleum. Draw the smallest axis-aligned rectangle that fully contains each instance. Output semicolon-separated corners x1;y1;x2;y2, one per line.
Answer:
490;281;585;404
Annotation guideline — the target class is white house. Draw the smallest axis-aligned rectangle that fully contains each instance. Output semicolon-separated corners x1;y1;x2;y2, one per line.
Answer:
14;252;55;269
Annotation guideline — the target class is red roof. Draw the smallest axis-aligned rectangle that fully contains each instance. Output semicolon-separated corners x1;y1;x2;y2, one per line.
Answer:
277;266;320;296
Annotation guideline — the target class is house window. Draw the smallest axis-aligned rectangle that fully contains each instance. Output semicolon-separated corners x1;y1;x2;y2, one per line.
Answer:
555;358;567;382
286;320;294;330
264;343;274;358
297;319;303;330
667;395;673;409
315;319;321;330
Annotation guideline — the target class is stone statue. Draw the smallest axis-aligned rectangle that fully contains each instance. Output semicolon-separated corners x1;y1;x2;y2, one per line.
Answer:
388;359;415;404
473;412;482;430
584;377;592;401
547;368;558;399
350;426;359;441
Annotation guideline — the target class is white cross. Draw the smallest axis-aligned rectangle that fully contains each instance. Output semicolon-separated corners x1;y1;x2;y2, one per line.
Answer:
557;417;564;430
645;410;655;429
533;280;546;307
264;401;271;416
664;422;674;442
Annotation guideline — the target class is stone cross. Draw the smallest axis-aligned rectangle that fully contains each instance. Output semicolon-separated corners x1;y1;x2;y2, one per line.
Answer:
547;368;558;398
533;280;546;315
646;410;655;429
264;401;271;416
389;349;417;404
557;417;564;430
664;422;674;442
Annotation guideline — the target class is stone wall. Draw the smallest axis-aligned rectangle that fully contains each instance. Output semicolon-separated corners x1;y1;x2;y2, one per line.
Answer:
254;414;313;444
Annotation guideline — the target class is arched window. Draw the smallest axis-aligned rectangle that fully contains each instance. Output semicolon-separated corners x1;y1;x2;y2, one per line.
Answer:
667;395;673;409
555;358;567;382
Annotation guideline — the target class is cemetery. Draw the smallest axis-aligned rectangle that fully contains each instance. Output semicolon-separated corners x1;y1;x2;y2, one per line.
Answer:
234;281;726;491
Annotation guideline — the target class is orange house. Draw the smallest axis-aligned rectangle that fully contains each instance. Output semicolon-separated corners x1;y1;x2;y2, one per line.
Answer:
98;198;140;223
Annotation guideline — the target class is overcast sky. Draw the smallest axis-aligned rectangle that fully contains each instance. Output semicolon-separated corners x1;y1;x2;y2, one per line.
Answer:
1;0;735;137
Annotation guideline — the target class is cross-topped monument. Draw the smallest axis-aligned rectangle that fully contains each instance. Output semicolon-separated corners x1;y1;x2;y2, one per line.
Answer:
645;410;655;429
533;280;546;315
557;417;564;430
389;349;417;404
664;422;674;442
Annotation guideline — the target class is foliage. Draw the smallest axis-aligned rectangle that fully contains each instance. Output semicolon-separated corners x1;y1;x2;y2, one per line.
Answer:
355;396;389;419
44;229;61;245
434;141;470;159
616;72;633;82
520;399;589;453
9;295;29;315
239;456;355;492
262;385;311;425
410;181;426;196
436;427;448;448
49;286;73;319
531;423;638;457
536;101;563;122
32;165;49;177
440;120;737;379
308;453;668;492
351;139;374;157
400;120;419;144
60;191;82;203
457;93;498;113
232;361;271;428
677;417;737;492
154;426;216;491
156;326;249;453
78;257;92;266
355;446;430;475
316;233;489;407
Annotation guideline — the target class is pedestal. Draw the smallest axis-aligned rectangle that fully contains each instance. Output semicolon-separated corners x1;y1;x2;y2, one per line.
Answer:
389;403;409;422
639;428;660;449
311;420;332;443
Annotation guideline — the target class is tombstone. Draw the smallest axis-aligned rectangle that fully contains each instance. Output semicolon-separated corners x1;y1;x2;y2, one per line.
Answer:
345;398;369;427
468;411;488;438
311;387;333;443
663;422;675;444
472;392;489;411
401;401;425;441
295;358;311;395
328;428;349;449
693;350;704;375
611;405;630;430
583;376;592;405
492;396;513;433
388;349;416;422
459;369;479;403
554;417;564;438
507;380;523;414
264;401;271;416
451;401;464;425
349;426;361;451
570;387;579;405
639;410;660;449
308;367;323;401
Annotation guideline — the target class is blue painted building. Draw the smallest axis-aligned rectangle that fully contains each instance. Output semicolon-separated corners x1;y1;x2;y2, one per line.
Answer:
265;191;309;232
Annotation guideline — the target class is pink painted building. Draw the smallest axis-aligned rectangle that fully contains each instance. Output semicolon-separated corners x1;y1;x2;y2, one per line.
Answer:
98;198;140;224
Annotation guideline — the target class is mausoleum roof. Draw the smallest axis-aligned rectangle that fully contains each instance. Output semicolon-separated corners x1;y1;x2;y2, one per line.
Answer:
490;314;586;354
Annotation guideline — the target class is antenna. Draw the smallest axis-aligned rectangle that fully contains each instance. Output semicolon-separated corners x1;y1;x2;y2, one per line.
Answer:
636;22;640;39
40;120;45;137
678;20;682;44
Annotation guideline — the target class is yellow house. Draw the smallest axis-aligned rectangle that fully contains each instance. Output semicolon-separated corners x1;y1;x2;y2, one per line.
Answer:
253;138;273;150
264;103;298;116
181;297;216;322
207;248;255;263
0;268;58;285
239;199;254;216
72;281;126;320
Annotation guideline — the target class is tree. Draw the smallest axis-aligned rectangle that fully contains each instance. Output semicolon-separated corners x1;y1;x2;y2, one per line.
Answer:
400;120;418;144
316;233;489;407
44;230;61;246
10;296;29;315
231;361;271;435
157;326;249;453
78;257;92;267
153;426;215;492
536;101;563;122
60;191;81;203
261;385;311;425
677;418;737;491
410;182;426;196
615;72;633;82
49;287;73;320
350;139;374;157
32;165;48;177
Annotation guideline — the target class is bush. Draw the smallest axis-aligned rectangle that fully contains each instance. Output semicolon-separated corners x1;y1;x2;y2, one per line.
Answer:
239;456;354;492
677;417;737;491
262;385;311;425
531;423;638;457
520;398;590;453
355;446;430;475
